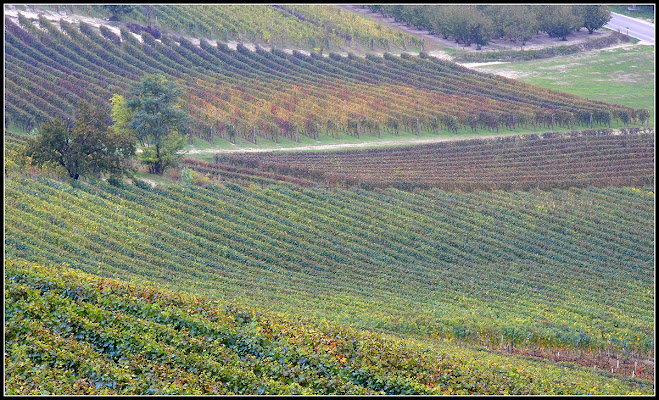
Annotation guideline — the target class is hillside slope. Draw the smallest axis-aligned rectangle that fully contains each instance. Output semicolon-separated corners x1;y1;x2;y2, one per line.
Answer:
5;259;653;395
5;144;654;362
4;9;647;148
199;129;655;191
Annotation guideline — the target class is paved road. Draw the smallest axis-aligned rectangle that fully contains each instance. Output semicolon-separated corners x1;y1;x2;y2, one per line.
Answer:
605;12;655;44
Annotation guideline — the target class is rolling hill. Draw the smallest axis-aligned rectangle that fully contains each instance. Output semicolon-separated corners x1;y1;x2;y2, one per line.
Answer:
3;4;655;395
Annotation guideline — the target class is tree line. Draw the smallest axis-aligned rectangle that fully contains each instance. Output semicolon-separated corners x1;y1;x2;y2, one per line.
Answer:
24;74;191;180
368;5;612;49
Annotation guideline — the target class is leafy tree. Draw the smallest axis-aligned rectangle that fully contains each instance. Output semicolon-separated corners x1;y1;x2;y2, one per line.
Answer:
24;101;135;180
537;5;581;40
428;5;454;39
110;94;134;138
575;5;611;34
481;5;507;40
500;5;538;47
444;5;473;45
467;11;494;50
127;74;191;175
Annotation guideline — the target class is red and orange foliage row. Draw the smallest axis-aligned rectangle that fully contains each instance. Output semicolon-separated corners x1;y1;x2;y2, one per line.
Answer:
5;15;647;142
201;129;654;191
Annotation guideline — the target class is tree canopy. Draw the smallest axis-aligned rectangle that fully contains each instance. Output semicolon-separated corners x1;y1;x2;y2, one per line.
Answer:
103;5;135;21
24;101;135;180
125;74;191;175
575;5;612;34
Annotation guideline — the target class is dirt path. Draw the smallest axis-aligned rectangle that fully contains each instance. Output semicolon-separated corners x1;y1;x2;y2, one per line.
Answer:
183;133;521;154
183;127;646;154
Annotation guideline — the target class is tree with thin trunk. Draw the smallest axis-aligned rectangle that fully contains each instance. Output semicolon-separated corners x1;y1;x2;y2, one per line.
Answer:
127;74;191;175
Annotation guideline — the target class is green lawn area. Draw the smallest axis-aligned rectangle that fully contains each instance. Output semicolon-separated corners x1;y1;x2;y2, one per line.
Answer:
473;44;655;125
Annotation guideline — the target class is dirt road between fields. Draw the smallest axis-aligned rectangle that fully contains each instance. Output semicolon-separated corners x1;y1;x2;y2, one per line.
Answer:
182;129;642;154
183;134;516;154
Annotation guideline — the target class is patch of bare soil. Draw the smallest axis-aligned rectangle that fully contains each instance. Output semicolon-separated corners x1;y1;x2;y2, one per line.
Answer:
465;67;534;80
489;345;654;382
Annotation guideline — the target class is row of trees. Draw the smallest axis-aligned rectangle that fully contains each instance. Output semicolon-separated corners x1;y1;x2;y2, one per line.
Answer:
24;74;190;180
368;5;612;49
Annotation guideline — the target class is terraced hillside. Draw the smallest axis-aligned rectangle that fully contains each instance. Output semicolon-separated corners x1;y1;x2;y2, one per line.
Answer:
4;13;648;147
197;129;655;190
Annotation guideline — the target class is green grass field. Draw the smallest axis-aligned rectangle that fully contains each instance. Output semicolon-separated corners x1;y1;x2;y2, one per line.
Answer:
473;45;655;125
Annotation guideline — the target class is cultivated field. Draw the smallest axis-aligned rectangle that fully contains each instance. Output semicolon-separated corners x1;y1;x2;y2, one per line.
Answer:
5;133;654;363
198;129;654;190
5;259;653;395
4;4;655;396
4;12;648;148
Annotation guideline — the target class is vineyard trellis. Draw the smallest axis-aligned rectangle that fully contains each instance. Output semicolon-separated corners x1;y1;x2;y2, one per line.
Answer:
5;14;648;144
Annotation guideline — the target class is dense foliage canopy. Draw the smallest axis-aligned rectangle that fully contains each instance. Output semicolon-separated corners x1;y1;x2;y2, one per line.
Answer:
369;5;612;46
23;101;134;180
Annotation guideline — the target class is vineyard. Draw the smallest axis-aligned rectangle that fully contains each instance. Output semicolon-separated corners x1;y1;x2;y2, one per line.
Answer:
5;259;653;395
4;12;649;147
62;4;424;52
3;4;655;395
5;131;654;364
199;129;655;191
